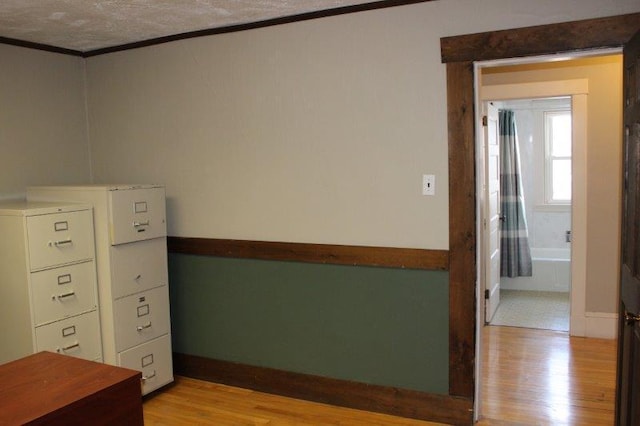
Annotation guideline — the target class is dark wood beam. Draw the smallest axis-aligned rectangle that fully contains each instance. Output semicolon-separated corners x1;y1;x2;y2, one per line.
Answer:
167;237;449;271
441;12;640;63
446;60;477;398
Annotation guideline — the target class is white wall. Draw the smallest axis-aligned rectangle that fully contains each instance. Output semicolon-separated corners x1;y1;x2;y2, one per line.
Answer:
85;6;449;248
0;45;90;199
84;0;640;250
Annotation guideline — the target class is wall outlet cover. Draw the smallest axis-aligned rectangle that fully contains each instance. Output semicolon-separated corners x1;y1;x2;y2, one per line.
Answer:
423;174;435;196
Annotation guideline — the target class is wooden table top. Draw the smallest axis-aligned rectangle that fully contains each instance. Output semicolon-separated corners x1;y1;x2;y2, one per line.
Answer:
0;351;142;425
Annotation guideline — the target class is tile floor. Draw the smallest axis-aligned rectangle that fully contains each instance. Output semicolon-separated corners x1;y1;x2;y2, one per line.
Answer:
489;289;570;332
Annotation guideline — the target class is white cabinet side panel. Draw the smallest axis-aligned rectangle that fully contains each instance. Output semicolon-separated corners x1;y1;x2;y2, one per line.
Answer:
0;216;33;363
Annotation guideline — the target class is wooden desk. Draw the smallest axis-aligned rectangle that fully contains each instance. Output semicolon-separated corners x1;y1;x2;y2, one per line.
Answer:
0;352;143;425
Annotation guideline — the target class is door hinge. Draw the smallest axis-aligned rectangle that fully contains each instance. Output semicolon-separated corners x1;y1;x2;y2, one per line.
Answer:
482;115;488;127
484;289;490;299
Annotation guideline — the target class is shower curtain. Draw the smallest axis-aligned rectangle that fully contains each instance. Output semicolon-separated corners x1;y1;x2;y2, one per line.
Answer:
499;109;532;277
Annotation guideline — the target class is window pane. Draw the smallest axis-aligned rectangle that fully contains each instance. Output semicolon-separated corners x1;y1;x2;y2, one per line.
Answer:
551;114;572;156
552;159;572;201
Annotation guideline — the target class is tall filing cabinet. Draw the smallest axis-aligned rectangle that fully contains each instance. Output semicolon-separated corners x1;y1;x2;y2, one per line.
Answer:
0;201;102;365
28;185;173;395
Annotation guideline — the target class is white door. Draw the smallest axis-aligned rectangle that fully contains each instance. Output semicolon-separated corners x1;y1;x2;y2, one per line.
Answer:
484;102;501;323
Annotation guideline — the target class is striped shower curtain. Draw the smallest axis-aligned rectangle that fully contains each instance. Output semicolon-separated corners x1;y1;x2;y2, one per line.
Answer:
499;109;532;277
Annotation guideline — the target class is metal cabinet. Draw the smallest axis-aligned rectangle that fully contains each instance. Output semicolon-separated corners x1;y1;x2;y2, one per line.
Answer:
28;185;173;395
0;201;102;365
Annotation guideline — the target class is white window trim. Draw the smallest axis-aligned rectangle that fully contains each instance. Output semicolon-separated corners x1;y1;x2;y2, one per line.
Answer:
544;109;572;206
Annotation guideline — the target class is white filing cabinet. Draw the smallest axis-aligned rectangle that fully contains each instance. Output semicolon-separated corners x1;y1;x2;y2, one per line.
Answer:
28;185;174;395
0;201;102;365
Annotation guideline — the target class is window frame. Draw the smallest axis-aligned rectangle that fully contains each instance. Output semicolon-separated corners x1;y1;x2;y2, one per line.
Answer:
543;109;572;206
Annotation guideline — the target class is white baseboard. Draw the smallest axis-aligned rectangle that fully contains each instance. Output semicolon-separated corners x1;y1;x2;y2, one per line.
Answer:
584;312;618;339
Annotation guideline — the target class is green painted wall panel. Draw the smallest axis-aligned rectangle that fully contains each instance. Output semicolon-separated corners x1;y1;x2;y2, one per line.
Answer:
168;253;449;394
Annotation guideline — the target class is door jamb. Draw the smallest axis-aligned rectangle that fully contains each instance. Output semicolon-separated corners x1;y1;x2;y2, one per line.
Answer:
441;11;640;414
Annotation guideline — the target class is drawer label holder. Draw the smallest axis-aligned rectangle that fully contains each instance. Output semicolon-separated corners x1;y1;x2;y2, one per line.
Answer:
141;353;154;368
62;325;77;337
54;221;69;232
57;274;72;285
134;202;148;213
137;304;150;317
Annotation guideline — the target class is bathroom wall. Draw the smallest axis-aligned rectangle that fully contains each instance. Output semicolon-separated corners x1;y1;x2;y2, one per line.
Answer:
501;98;572;251
498;98;572;292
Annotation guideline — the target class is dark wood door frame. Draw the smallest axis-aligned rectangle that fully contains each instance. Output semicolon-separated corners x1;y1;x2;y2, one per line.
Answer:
441;13;640;399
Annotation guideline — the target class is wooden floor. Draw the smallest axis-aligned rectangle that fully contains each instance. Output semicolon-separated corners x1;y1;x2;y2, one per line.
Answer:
143;326;617;425
143;376;442;425
478;325;617;425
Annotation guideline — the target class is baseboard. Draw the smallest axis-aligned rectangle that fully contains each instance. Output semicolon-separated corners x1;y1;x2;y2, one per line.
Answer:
585;312;618;339
173;352;473;425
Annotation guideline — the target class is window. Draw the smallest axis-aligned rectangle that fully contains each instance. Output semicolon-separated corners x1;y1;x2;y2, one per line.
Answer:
544;111;572;204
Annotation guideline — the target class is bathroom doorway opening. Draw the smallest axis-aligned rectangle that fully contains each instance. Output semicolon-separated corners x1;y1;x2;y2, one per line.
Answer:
488;96;573;332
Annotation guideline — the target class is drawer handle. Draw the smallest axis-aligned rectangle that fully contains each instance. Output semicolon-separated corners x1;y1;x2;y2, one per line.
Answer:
136;322;152;332
58;341;80;352
142;370;156;382
49;238;73;247
56;291;76;300
133;221;150;228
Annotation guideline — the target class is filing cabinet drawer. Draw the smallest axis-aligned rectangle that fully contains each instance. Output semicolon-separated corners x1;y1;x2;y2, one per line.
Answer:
109;188;166;245
30;261;98;326
119;334;173;395
35;311;102;361
27;209;95;271
110;238;168;299
114;286;170;352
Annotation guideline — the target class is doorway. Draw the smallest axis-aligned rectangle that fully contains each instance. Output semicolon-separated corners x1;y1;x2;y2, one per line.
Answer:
475;52;623;422
439;13;639;422
488;96;573;332
477;54;622;338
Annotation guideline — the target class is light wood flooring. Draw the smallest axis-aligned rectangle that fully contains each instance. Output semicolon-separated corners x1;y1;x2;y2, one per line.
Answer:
143;377;442;425
143;326;617;425
478;326;617;425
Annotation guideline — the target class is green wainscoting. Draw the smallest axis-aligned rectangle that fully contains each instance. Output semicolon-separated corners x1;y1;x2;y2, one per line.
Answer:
168;253;449;394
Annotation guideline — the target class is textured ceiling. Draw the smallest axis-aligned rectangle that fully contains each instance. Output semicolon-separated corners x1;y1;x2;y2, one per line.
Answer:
0;0;382;52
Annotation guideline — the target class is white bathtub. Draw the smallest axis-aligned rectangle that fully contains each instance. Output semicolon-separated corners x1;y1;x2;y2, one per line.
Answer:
500;247;571;292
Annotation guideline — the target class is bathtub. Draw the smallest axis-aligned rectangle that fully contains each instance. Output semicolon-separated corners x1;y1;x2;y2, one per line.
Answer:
500;247;571;292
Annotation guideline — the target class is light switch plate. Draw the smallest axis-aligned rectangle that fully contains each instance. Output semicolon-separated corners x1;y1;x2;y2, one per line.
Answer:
422;174;435;196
